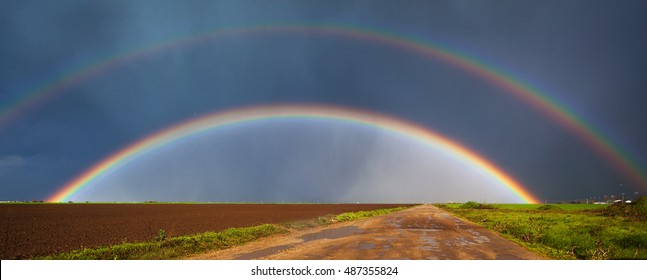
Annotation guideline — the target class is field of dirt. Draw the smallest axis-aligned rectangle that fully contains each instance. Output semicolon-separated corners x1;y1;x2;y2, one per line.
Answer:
0;203;407;259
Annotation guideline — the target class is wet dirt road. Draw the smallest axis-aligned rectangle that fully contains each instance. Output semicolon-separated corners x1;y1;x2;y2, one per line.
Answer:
189;204;546;260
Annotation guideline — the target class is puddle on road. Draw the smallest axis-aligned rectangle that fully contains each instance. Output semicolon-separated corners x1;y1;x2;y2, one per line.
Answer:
386;218;403;228
451;236;475;247
408;229;441;232
233;226;363;259
300;226;363;242
466;229;490;243
234;244;293;260
358;243;376;250
444;234;488;247
417;234;440;252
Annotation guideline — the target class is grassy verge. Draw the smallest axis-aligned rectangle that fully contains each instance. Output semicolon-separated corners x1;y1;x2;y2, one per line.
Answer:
438;201;646;259
39;205;413;260
334;206;410;222
40;224;286;260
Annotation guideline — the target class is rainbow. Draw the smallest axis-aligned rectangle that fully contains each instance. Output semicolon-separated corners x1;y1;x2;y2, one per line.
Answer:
47;104;541;203
2;24;645;191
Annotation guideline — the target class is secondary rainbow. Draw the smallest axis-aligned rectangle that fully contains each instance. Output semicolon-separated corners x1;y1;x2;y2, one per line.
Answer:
47;104;541;203
3;24;645;190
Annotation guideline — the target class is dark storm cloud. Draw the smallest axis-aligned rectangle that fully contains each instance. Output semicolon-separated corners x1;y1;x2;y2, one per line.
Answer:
1;1;646;201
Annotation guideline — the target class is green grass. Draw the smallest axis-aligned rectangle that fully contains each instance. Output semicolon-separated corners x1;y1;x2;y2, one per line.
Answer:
491;203;609;211
442;203;608;211
38;205;413;260
334;206;410;222
40;224;286;260
437;201;646;260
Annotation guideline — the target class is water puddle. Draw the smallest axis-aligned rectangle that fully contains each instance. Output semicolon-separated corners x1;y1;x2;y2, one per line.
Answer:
439;213;452;219
466;229;490;243
233;226;363;259
418;234;441;252
453;236;476;246
358;243;376;250
300;226;363;242
408;229;442;232
234;244;293;260
386;218;403;228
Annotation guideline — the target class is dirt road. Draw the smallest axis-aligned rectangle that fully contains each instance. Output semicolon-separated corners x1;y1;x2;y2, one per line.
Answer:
189;204;546;260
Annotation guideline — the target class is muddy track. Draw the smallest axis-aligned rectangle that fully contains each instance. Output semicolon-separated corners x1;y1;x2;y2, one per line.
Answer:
189;204;547;260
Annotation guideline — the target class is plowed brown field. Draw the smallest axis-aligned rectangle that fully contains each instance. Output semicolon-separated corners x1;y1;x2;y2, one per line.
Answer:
0;203;408;259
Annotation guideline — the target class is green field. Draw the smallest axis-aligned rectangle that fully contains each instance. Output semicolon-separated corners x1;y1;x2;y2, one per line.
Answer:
494;203;609;211
438;200;646;260
443;203;609;211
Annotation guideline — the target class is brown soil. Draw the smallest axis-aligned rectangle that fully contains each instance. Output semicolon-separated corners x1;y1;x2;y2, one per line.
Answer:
0;203;407;259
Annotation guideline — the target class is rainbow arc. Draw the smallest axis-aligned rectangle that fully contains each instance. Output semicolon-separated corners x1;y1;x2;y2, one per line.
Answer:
47;104;541;203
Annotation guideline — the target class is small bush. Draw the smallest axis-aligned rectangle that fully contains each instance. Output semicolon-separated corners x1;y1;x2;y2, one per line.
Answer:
459;201;494;209
155;229;167;242
460;201;482;209
604;196;647;221
537;205;562;211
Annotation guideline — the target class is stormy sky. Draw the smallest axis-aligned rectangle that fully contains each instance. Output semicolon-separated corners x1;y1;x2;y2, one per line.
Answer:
1;0;646;203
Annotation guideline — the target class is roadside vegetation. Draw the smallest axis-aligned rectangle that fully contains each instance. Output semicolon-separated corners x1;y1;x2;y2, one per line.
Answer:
334;206;410;222
438;197;646;260
39;205;413;260
42;224;286;260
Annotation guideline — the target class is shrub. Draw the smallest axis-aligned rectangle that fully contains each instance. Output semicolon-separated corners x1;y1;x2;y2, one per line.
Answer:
155;229;167;242
460;201;482;209
537;205;562;211
459;201;494;209
604;196;646;221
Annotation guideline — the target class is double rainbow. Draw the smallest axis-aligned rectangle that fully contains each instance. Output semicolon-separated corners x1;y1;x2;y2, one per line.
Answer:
0;24;642;200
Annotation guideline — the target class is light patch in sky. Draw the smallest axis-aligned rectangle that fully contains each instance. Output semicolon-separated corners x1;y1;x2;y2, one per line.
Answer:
0;155;28;168
70;119;524;203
